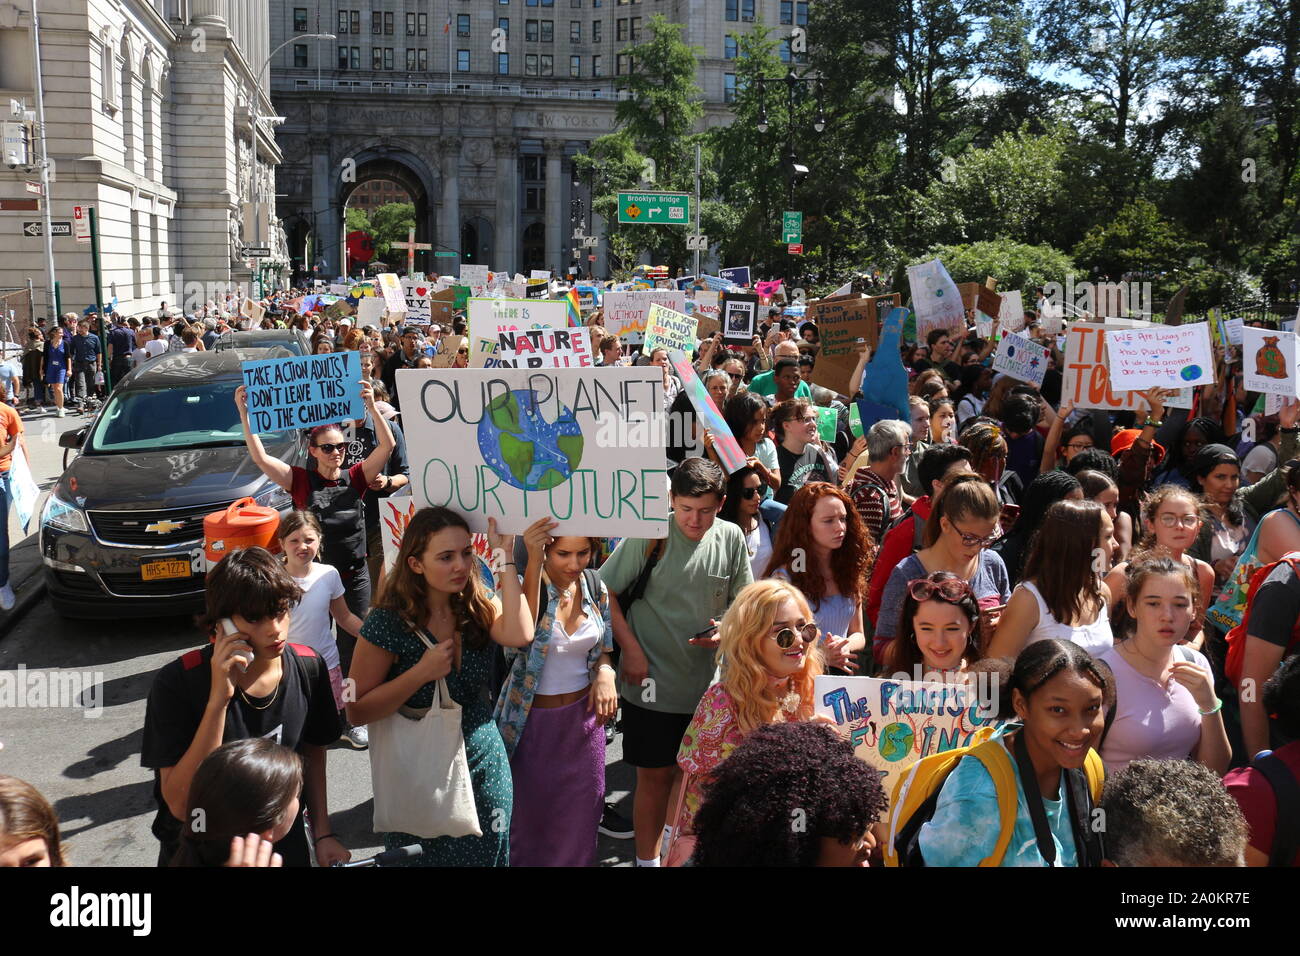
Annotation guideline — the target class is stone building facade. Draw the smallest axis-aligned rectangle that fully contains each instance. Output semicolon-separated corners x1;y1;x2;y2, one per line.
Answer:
269;0;810;278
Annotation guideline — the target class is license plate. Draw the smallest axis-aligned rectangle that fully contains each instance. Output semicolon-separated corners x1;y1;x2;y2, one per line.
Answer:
141;558;193;581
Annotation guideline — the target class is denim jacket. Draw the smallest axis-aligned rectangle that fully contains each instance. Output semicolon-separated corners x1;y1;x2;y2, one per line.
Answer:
493;571;613;758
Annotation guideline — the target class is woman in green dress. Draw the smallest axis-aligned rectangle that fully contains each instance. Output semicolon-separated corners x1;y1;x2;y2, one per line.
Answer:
347;506;535;866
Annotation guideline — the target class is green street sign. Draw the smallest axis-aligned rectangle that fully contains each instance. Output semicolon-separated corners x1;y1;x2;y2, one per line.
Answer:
434;251;457;257
617;191;691;225
782;210;803;244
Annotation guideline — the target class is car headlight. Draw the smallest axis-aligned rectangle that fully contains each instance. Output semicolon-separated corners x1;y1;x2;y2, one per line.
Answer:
41;491;89;533
254;485;293;511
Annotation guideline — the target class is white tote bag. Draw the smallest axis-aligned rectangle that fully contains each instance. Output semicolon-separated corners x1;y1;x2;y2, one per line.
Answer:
368;630;481;839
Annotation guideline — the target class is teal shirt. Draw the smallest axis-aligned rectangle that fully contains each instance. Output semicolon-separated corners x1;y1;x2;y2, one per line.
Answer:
917;723;1081;867
598;516;753;714
747;369;812;400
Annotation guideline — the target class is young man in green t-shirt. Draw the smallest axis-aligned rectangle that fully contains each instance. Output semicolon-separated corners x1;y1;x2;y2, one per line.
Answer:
599;458;754;866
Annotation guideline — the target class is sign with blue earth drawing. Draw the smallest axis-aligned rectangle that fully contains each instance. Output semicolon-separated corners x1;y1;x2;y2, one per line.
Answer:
992;331;1049;387
815;675;1000;816
395;367;669;536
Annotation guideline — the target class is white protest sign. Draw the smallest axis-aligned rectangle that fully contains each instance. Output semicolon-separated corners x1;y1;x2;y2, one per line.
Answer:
998;290;1025;332
1104;323;1214;391
530;270;552;281
460;264;490;290
1223;318;1244;345
379;492;417;571
401;278;432;324
328;283;348;297
376;273;406;314
9;444;40;532
1062;323;1161;412
694;290;720;317
642;303;698;355
600;290;687;344
395;367;669;536
992;331;1049;387
1242;327;1298;396
907;258;966;336
355;297;386;329
496;326;593;368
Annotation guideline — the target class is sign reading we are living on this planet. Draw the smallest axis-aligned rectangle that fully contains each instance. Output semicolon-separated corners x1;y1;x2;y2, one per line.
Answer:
395;367;669;536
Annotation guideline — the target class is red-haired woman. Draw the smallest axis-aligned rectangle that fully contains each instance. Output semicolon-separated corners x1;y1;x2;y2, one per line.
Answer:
764;482;872;673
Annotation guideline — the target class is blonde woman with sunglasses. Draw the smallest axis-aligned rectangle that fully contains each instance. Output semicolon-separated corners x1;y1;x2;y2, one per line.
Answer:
664;579;825;865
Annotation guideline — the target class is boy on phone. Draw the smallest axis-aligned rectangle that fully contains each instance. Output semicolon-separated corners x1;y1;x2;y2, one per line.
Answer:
140;548;349;867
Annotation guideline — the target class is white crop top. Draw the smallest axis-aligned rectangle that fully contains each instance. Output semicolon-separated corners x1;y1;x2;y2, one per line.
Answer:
536;613;602;695
1018;580;1113;655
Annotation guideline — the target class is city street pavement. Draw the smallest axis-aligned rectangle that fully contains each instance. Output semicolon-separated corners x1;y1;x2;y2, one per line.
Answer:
0;401;637;865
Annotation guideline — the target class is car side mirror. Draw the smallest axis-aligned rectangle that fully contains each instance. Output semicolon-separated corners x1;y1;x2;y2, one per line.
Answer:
59;428;86;450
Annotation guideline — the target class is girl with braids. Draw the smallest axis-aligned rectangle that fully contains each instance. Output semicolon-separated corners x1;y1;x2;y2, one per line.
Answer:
1150;416;1226;489
987;500;1114;660
765;483;872;672
1097;555;1230;775
347;507;533;866
1103;486;1215;646
916;639;1114;867
668;580;825;862
990;471;1083;586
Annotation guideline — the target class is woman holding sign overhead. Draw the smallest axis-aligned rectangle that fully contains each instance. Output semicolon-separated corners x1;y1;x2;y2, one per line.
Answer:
235;379;394;618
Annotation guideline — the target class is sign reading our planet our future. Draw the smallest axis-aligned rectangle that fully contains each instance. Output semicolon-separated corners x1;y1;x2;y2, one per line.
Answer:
395;367;669;536
241;352;364;433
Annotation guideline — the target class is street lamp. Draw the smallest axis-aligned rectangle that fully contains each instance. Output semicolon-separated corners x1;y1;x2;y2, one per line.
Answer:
754;69;826;208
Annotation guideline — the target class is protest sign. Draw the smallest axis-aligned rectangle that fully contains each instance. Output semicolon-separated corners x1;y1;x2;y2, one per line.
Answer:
525;282;548;299
379;492;417;571
402;278;432;324
1223;317;1244;345
694;290;720;319
807;295;874;356
856;307;912;427
721;293;760;346
240;298;265;323
328;283;348;297
719;266;751;287
1105;323;1214;390
601;290;687;344
814;675;999;814
643;303;699;355
667;350;747;474
432;334;466;367
695;314;721;339
241;352;364;433
907;259;966;336
1062;323;1164;412
957;281;1002;319
999;290;1025;332
460;264;489;290
468;297;569;343
376;273;406;314
9;445;40;532
816;405;839;442
355;297;385;329
428;287;457;325
992;331;1049;387
496;326;593;368
396;367;669;536
530;270;552;281
1242;327;1298;396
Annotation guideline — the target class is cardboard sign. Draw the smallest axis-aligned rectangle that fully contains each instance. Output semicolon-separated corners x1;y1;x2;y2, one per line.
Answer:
401;278;432;324
694;314;721;340
432;334;466;367
807;295;873;356
395;367;669;536
355;297;386;329
460;264;489;290
1062;323;1162;412
908;259;966;336
992;331;1049;387
1242;327;1298;396
668;349;747;474
377;273;406;314
998;290;1025;332
428;287;457;325
601;290;687;344
643;303;699;355
1105;323;1214;390
496;326;594;368
719;266;751;287
815;675;999;815
721;293;760;346
241;352;364;433
240;298;265;323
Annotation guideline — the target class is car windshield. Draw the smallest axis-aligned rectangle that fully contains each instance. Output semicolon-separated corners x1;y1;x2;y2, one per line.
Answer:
86;380;293;452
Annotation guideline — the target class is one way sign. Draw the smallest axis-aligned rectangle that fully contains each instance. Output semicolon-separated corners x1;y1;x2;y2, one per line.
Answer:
22;220;71;237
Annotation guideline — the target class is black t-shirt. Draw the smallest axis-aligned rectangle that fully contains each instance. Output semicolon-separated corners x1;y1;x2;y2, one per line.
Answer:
140;642;342;866
775;442;833;505
1249;563;1300;648
341;414;411;534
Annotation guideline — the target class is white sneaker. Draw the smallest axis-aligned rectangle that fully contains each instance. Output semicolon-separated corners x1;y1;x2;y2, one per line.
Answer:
56;407;65;418
339;724;369;749
0;584;15;610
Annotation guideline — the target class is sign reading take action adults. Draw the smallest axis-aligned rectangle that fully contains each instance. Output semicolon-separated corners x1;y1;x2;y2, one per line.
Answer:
241;352;364;433
395;367;669;536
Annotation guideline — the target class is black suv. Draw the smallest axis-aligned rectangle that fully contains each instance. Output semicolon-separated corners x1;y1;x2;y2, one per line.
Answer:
41;349;306;618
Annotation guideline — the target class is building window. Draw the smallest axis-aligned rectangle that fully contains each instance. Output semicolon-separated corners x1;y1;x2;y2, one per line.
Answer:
337;10;348;33
372;11;381;34
542;19;553;41
570;20;581;41
525;186;545;211
780;0;792;24
373;46;383;68
457;13;471;35
569;54;580;75
293;8;308;31
724;35;736;58
524;155;542;179
616;52;628;73
293;43;308;67
498;51;510;73
592;19;602;41
338;45;348;68
418;48;428;69
593;0;601;6
724;72;736;103
385;47;394;69
779;39;790;62
407;12;415;34
526;52;538;74
741;0;754;21
385;11;394;34
351;46;361;68
592;54;602;75
351;10;361;33
457;48;471;70
407;48;416;69
572;0;582;6
616;17;627;39
725;0;737;21
631;15;641;39
541;53;553;74
542;0;554;6
419;12;427;34
526;18;539;39
796;1;808;25
527;0;538;5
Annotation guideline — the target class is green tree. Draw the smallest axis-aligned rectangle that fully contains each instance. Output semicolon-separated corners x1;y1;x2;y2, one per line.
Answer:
1071;198;1206;291
345;206;371;233
919;240;1076;291
367;202;417;262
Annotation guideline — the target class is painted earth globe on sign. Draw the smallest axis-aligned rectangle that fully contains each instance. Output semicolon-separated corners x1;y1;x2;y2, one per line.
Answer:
478;388;584;491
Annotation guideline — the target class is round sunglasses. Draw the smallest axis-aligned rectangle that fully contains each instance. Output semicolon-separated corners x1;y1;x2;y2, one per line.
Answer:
908;577;973;603
771;621;819;649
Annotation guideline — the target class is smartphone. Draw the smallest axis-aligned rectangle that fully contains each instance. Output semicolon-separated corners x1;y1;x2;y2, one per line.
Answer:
692;623;718;642
223;617;253;673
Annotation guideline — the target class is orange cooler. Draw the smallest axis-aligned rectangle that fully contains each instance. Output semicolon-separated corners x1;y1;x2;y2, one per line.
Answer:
204;497;282;566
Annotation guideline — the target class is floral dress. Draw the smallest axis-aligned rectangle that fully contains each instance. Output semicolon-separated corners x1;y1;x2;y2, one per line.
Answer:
675;683;748;836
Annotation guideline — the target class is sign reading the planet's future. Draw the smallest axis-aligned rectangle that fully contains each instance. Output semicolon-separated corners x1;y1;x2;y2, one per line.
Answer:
814;675;999;816
395;367;669;536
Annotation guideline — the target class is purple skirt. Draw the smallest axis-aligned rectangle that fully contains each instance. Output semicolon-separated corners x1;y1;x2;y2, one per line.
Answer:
509;696;605;867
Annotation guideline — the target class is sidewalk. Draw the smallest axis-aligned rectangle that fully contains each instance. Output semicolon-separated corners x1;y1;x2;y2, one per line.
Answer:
0;532;45;637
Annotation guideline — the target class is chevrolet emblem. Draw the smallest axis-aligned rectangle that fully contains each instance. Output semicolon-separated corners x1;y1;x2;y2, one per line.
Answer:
145;520;186;534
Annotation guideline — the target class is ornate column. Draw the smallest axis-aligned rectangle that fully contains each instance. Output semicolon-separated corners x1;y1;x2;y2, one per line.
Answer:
544;139;563;275
311;137;339;276
441;137;462;271
493;137;518;276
